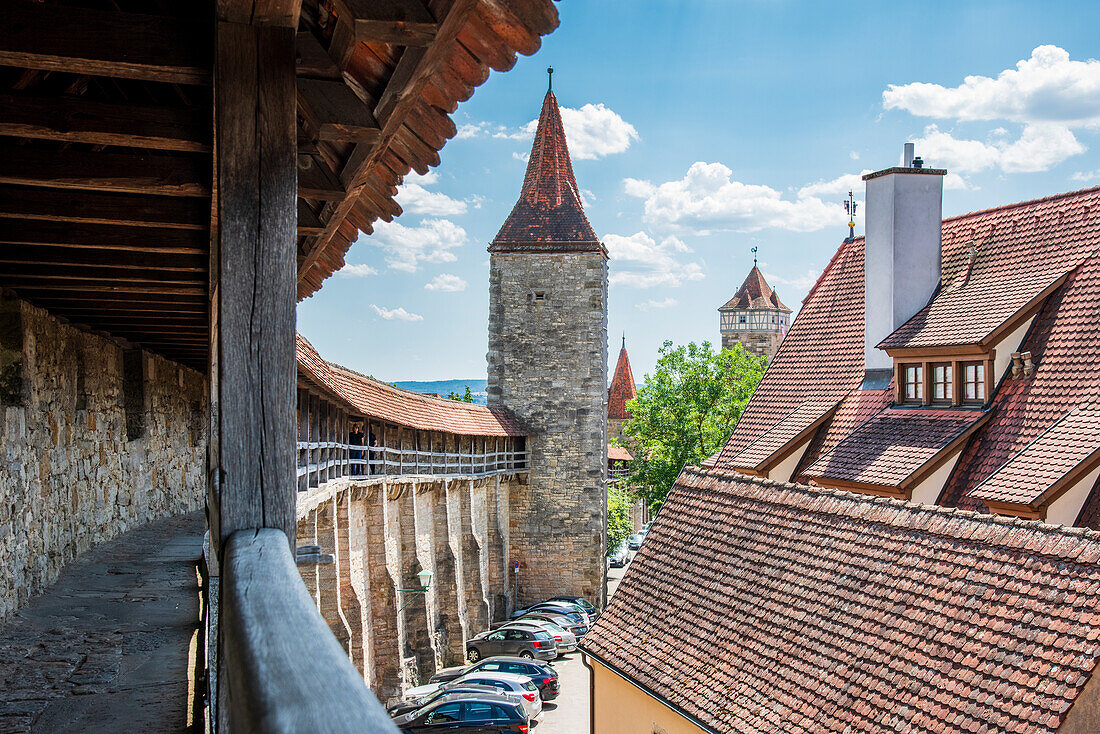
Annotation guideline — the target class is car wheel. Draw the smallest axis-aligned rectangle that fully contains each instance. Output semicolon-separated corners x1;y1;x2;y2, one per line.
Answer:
467;647;481;662
519;650;534;659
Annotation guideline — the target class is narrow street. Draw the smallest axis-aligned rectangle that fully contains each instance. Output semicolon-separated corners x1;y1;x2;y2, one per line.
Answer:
534;560;629;734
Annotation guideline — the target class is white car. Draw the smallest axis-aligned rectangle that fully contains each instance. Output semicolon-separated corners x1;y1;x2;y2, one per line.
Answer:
504;620;577;655
454;671;543;719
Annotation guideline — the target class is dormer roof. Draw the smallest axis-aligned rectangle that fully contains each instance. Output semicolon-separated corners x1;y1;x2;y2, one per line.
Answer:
490;88;603;254
719;265;790;312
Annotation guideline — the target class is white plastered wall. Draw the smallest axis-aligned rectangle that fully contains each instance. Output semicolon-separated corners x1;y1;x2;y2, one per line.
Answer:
992;315;1037;383
1045;462;1100;526
910;452;962;506
765;439;813;483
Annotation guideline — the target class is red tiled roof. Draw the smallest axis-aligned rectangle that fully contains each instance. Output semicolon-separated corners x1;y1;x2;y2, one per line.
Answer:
490;89;603;252
720;186;1100;518
608;342;636;420
583;468;1100;734
972;401;1100;508
802;408;987;489
727;399;838;472
296;334;527;437
715;237;867;466
608;444;632;462
719;265;790;312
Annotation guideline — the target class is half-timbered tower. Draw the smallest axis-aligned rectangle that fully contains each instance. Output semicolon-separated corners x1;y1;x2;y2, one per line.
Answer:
487;80;609;607
718;265;791;359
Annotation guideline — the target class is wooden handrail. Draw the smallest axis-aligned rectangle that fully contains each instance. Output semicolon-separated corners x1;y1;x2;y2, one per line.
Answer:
222;529;398;733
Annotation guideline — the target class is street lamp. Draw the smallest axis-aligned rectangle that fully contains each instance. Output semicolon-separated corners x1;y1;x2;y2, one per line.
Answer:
398;568;433;612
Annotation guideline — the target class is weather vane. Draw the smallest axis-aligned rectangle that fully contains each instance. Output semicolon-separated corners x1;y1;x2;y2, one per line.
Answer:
547;66;553;92
751;246;758;267
844;190;858;241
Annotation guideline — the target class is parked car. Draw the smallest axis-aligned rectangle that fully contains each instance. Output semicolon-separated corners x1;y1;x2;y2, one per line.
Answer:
466;627;556;662
526;601;592;629
391;693;530;733
455;671;543;719
430;657;560;701
628;533;643;550
547;595;599;620
501;620;577;655
387;682;501;717
517;611;588;639
609;543;629;568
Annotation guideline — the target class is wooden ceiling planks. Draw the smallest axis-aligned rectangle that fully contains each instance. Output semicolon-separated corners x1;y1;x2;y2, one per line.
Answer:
1;0;559;368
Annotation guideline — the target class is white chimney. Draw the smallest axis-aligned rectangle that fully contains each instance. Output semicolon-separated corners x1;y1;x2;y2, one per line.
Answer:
862;145;946;377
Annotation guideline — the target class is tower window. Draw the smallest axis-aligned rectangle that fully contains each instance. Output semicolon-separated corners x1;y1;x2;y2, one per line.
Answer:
531;291;546;302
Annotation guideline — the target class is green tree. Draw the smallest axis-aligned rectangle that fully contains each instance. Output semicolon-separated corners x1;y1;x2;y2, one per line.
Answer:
447;385;474;403
606;483;633;555
618;340;765;512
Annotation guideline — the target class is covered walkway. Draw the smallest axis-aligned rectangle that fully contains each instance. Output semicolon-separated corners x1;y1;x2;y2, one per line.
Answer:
0;512;204;733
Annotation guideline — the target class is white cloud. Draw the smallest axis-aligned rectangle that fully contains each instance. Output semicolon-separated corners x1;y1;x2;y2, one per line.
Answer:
456;122;487;139
1071;169;1100;182
338;263;378;277
883;45;1100;127
849;151;860;160
366;218;466;272
636;297;678;311
797;171;872;198
424;274;467;292
479;103;639;160
764;269;821;293
395;172;467;216
626;162;848;235
604;232;705;288
370;305;423;322
912;123;1084;175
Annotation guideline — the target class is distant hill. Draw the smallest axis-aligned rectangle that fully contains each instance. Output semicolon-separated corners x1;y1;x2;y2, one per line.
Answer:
393;379;489;405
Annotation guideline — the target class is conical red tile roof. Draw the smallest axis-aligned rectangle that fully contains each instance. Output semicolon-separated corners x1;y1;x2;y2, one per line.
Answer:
719;265;790;312
608;340;637;420
490;89;604;253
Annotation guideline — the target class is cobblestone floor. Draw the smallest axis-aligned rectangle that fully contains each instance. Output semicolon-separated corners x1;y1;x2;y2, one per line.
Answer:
0;512;204;733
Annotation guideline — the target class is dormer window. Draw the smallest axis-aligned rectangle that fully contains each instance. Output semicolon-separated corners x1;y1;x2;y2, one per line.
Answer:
962;361;986;403
902;364;923;402
931;363;953;403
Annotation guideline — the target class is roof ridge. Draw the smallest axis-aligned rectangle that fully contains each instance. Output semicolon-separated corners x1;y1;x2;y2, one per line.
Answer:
327;363;497;414
941;184;1100;225
691;466;1100;548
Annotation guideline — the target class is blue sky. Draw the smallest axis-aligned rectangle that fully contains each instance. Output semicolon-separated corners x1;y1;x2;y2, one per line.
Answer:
298;0;1100;382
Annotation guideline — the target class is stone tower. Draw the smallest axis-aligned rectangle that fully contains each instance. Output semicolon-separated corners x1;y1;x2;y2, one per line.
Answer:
487;81;608;608
718;265;791;360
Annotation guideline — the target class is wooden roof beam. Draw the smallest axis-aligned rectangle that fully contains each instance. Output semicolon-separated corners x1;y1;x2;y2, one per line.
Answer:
0;186;208;231
333;0;439;46
0;2;211;86
297;0;477;285
297;79;381;145
0;245;205;272
0;93;211;153
298;154;347;200
0;143;210;197
0;220;206;255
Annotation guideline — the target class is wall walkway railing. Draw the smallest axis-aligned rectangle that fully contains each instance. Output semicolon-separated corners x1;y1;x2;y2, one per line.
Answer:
296;441;528;489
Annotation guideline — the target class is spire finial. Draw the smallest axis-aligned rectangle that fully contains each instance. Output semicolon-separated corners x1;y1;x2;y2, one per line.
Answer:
622;332;626;350
547;66;553;92
843;190;858;242
751;246;758;267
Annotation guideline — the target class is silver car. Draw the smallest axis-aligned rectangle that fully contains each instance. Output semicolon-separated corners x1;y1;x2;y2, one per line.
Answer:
455;671;543;719
504;620;577;655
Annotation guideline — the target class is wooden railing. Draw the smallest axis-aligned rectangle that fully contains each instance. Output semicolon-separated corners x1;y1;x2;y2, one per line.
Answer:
296;440;529;489
222;529;398;733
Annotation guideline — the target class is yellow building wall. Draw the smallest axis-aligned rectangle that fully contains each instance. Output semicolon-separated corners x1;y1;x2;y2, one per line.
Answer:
591;658;710;734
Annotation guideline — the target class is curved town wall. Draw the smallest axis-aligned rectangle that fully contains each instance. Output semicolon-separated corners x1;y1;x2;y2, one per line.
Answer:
0;297;206;621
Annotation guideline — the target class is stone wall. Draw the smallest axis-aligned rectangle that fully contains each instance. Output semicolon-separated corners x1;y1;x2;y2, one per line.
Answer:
296;473;516;704
487;251;608;607
0;296;206;621
721;330;783;360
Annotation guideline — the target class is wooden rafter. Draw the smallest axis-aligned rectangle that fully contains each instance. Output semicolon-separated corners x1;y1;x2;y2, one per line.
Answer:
333;0;439;46
0;143;210;197
0;187;209;231
0;220;206;255
297;0;477;286
297;79;381;144
0;93;211;153
0;2;211;85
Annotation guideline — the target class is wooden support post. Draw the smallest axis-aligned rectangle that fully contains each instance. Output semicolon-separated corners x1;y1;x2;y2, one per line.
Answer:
210;20;297;554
